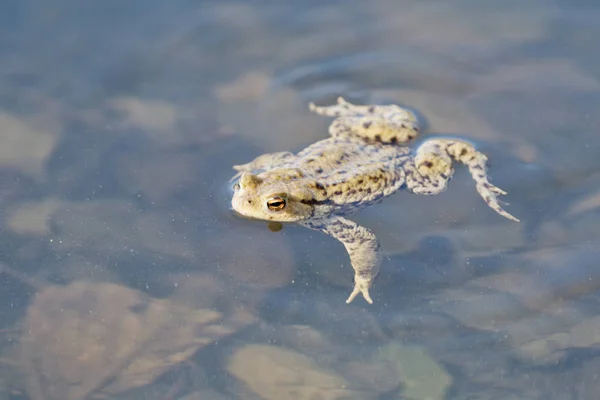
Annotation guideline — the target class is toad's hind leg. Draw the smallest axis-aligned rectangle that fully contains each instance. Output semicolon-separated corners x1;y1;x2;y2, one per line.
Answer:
410;139;519;222
309;97;420;144
310;97;417;121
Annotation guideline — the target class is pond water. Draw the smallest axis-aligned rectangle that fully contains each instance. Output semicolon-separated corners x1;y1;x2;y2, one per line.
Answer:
1;0;600;399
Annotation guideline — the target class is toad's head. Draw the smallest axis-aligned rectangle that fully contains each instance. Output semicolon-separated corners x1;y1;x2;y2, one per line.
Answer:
231;171;315;222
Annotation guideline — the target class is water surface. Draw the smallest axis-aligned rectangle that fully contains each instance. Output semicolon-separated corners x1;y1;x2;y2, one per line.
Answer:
1;0;600;399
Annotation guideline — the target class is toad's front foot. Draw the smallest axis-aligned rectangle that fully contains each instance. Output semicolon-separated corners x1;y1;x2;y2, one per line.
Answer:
346;274;374;304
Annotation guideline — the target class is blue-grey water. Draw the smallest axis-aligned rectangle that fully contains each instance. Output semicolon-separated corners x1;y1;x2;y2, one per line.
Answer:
1;1;600;399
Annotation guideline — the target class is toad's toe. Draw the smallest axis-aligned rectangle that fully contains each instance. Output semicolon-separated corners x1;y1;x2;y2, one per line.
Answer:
345;276;373;304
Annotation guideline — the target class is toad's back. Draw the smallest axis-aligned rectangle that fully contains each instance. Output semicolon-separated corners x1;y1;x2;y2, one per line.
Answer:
293;136;411;176
278;136;414;214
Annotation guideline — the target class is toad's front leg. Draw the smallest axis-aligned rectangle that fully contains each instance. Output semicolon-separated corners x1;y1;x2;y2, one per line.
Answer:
230;151;295;181
300;216;382;304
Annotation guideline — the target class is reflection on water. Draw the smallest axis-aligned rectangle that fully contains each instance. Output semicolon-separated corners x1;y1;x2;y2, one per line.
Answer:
1;0;600;399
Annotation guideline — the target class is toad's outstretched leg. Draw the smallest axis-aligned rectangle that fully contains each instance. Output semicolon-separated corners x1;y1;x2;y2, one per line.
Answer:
406;139;519;222
309;97;420;144
230;151;294;182
300;216;382;304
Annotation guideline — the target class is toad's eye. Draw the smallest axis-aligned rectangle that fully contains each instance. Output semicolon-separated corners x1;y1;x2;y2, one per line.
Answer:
267;196;286;211
233;182;240;190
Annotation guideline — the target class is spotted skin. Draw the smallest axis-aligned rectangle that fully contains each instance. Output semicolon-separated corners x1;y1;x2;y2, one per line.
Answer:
231;97;519;304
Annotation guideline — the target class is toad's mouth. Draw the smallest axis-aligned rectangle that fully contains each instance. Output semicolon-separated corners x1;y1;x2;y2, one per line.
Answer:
229;208;285;232
230;210;256;220
229;204;268;221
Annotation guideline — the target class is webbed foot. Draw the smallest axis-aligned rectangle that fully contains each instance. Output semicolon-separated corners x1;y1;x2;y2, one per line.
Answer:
413;139;519;222
475;181;519;222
